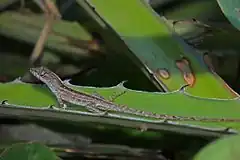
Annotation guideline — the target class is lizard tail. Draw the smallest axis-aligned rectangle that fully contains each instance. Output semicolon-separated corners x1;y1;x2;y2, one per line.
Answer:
119;105;181;120
119;106;240;122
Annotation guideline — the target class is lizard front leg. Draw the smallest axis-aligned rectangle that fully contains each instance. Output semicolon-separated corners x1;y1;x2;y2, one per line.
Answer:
58;98;67;109
109;90;126;102
54;92;67;109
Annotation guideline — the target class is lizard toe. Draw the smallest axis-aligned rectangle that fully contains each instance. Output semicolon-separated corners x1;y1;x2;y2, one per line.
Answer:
1;100;8;105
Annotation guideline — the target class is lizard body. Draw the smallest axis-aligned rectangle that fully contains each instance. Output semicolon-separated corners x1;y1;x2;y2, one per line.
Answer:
29;66;240;122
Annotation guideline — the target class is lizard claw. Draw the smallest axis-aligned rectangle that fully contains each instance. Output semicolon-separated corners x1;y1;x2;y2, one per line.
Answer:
48;105;55;109
62;104;67;109
1;100;8;105
163;119;169;123
98;111;108;116
223;127;232;133
48;105;66;111
57;103;67;110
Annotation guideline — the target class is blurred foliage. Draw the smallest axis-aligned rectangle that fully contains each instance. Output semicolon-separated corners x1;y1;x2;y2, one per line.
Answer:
1;0;240;159
0;142;60;160
194;134;240;160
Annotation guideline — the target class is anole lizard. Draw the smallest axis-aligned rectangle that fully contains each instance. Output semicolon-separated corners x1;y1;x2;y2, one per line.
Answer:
29;66;240;122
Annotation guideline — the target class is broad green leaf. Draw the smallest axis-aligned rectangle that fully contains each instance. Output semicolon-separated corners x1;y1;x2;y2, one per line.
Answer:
156;0;240;59
162;0;240;58
165;18;240;84
166;18;240;55
76;0;237;99
216;0;240;31
1;81;240;135
194;134;240;160
0;142;60;160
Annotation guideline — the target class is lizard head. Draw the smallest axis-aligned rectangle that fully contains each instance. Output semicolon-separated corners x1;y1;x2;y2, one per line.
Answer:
30;66;63;92
30;66;49;79
29;66;59;84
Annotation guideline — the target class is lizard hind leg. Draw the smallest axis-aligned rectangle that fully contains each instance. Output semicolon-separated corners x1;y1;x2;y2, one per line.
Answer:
92;90;126;102
91;92;105;100
109;90;127;102
86;103;108;116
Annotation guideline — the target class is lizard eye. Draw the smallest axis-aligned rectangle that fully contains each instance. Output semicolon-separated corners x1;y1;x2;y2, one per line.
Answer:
40;72;46;76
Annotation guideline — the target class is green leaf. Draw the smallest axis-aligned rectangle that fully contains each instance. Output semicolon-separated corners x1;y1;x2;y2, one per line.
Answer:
216;0;240;31
0;142;60;160
76;0;237;99
194;134;240;160
1;81;240;134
